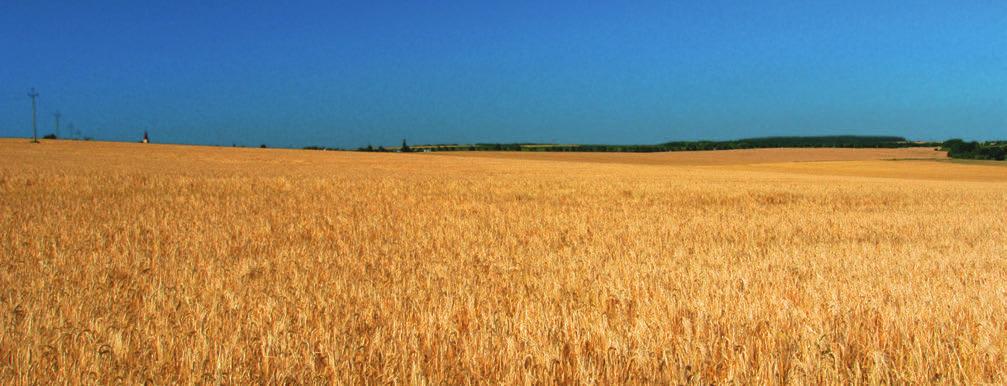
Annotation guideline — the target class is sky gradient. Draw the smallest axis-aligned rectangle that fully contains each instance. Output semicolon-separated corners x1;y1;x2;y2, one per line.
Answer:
1;1;1004;148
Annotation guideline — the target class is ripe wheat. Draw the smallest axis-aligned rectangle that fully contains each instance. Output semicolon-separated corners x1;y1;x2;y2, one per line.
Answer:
1;140;1005;383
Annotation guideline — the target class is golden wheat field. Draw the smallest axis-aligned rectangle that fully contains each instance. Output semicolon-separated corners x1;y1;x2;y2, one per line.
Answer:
3;139;1007;384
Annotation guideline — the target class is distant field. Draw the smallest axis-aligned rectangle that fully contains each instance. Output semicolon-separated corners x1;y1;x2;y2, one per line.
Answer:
2;139;1006;383
427;146;946;166
727;159;1007;182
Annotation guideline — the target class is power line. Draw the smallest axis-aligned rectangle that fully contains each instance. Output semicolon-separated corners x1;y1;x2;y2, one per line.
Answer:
28;87;39;143
53;112;61;137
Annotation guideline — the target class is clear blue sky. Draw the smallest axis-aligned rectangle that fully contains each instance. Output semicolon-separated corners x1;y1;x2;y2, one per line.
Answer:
1;1;1004;148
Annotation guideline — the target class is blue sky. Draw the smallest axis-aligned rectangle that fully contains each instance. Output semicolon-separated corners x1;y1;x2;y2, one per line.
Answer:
1;1;1004;148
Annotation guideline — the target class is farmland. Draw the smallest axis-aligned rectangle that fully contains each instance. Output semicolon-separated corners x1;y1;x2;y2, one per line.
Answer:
2;139;1006;383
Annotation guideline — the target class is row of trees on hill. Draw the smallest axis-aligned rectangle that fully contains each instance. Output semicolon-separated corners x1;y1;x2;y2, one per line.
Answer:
357;136;933;153
941;139;1007;161
658;135;925;151
355;140;414;152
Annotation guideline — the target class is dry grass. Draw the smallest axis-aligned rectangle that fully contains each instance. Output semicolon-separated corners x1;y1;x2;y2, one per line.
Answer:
2;139;1006;384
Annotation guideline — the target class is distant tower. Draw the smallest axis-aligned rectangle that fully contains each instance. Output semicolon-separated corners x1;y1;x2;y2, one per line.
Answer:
53;112;61;137
28;88;39;143
142;131;149;144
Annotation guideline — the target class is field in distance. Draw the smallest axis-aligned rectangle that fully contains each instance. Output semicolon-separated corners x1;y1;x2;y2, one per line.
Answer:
2;139;1006;383
427;146;947;166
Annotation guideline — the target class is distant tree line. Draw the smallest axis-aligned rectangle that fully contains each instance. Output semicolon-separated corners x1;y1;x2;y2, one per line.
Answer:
37;133;94;141
941;139;1006;161
356;139;416;152
357;136;936;153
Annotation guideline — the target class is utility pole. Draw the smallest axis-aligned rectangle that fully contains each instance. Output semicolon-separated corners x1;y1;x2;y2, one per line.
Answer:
53;112;61;137
28;88;39;143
